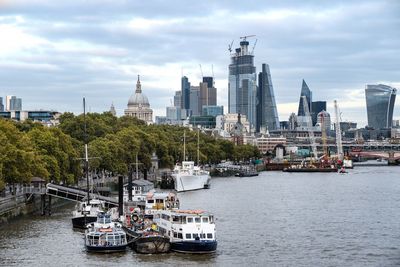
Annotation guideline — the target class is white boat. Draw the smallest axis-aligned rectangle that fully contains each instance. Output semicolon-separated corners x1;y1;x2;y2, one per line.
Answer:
85;212;128;253
72;198;106;229
153;209;217;253
172;161;211;192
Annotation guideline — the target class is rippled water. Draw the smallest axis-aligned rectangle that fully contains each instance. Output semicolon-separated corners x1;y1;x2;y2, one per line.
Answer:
2;166;400;266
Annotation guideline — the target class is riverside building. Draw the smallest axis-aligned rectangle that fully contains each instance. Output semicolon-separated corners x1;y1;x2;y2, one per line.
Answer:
365;84;396;129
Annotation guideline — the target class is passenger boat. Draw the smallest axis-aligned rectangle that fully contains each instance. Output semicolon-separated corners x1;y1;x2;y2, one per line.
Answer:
72;198;106;229
235;165;259;177
153;209;217;253
85;212;128;253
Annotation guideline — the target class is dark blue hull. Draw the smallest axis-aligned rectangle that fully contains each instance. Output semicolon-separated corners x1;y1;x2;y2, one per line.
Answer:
86;244;127;253
171;240;217;253
72;216;97;229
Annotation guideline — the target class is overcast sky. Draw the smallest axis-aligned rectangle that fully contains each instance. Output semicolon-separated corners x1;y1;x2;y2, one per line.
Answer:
0;0;399;127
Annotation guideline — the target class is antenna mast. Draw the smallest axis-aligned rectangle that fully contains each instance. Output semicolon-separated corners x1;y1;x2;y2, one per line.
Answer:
83;97;90;205
334;100;344;160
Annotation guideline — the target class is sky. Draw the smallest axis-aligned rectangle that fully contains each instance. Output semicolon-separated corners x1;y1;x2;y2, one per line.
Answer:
0;0;399;127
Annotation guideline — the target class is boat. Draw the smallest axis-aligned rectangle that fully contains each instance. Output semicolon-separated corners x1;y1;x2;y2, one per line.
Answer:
283;165;337;172
172;131;211;192
72;198;106;229
71;98;106;229
122;208;170;254
153;209;217;253
235;165;259;177
85;212;128;253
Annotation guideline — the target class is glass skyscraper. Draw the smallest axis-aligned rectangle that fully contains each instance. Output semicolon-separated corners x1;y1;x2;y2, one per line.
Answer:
311;101;326;126
256;63;279;131
181;76;190;110
0;97;4;112
228;40;257;130
365;84;397;129
297;79;312;116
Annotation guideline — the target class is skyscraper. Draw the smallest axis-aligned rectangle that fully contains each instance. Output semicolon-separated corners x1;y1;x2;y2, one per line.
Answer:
6;95;22;111
311;101;326;126
297;80;312;116
0;97;4;112
256;63;279;131
174;91;182;107
189;86;200;116
365;84;397;129
228;39;257;129
181;76;190;110
201;77;217;106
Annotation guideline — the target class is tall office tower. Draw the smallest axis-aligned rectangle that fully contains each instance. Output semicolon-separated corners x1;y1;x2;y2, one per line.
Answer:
297;79;312;116
228;39;257;129
365;84;397;129
0;97;4;112
311;101;326;126
202;77;217;106
189;86;201;116
181;76;190;110
174;91;182;107
256;63;280;132
7;95;22;111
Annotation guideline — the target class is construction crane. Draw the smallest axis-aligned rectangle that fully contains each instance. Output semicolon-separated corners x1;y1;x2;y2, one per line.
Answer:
302;96;318;159
228;40;234;53
334;100;344;160
240;35;256;41
251;39;258;54
320;114;328;156
199;64;203;79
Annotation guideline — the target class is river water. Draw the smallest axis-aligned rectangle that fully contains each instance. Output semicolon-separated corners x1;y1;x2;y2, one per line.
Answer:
1;166;400;266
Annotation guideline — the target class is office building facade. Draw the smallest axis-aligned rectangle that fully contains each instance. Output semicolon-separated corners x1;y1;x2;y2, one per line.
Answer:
228;40;257;130
365;84;397;129
256;63;279;132
189;86;201;116
311;101;326;126
181;76;190;110
202;105;224;117
6;95;22;111
0;97;3;112
297;80;312;116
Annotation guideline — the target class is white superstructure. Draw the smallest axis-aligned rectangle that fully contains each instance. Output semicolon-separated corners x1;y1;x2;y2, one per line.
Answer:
172;161;210;192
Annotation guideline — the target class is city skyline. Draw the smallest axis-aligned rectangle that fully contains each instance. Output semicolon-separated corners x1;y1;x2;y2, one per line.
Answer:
0;0;399;126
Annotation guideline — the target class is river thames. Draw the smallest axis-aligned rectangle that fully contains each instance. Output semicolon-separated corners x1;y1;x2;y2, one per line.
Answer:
1;166;400;266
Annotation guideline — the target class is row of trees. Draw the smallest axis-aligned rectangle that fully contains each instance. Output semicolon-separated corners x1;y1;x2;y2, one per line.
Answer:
0;112;260;190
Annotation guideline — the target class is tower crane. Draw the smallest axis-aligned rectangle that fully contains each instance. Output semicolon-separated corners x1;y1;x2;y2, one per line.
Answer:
199;64;203;79
251;39;258;54
228;40;234;53
302;96;318;159
240;35;256;41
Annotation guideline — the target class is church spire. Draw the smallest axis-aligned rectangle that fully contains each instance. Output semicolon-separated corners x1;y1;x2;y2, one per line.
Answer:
136;75;142;93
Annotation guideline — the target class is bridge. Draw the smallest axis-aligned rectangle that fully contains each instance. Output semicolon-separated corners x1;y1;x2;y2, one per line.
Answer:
46;183;118;208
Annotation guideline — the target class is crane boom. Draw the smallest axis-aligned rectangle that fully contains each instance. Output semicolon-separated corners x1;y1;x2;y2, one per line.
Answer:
302;96;318;159
334;100;343;160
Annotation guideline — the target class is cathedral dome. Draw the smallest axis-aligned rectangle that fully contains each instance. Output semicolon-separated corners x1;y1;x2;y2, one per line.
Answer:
127;75;150;107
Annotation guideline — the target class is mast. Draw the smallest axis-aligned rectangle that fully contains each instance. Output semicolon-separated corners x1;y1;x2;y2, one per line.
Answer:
302;96;318;159
183;130;186;161
334;100;343;160
197;128;200;165
83;97;90;205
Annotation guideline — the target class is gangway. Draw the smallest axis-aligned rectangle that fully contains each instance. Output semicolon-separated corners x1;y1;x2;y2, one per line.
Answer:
46;183;118;208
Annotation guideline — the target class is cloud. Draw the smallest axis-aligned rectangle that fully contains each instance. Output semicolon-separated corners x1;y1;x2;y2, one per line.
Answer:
0;0;399;128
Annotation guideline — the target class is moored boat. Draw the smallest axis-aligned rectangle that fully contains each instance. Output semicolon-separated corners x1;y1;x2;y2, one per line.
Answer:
85;212;128;253
153;209;217;253
72;198;106;229
172;161;211;192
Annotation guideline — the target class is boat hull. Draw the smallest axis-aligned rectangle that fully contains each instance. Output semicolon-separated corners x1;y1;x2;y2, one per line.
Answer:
86;244;127;253
132;236;171;254
171;240;217;253
72;215;97;229
173;174;210;192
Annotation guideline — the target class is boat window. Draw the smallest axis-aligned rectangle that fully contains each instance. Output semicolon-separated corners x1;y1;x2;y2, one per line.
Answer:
187;217;193;223
178;233;183;239
193;233;199;239
147;199;154;203
156;199;163;204
172;216;181;223
200;233;206;238
173;232;178;238
202;217;209;223
209;216;214;223
207;233;213;239
186;233;191;239
195;217;201;223
181;216;186;224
